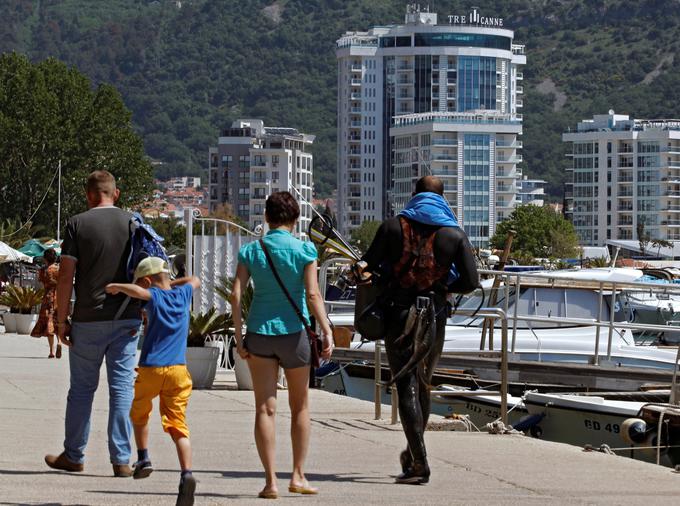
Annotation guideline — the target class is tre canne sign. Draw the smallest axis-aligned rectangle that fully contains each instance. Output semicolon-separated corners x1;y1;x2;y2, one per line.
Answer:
448;8;504;27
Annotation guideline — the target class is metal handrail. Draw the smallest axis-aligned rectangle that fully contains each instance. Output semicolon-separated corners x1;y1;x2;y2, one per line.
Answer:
318;259;680;425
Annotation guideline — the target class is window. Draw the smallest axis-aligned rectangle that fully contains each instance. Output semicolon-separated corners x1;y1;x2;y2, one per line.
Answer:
239;155;250;168
272;155;279;167
221;155;232;166
271;171;279;182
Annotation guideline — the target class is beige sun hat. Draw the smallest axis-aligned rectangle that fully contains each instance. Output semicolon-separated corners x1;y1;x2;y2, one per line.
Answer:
133;257;171;281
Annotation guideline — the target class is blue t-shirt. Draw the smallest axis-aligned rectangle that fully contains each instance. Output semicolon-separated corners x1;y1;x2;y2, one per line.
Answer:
238;229;317;335
139;284;193;367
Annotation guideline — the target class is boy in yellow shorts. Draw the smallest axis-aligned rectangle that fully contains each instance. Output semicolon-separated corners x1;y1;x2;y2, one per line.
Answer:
106;257;200;506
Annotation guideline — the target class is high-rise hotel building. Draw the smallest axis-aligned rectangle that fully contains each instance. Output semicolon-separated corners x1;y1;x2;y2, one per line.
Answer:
336;6;525;246
564;112;680;246
208;119;314;238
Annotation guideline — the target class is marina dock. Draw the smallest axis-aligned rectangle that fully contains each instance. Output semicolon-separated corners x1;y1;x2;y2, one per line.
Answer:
1;333;679;505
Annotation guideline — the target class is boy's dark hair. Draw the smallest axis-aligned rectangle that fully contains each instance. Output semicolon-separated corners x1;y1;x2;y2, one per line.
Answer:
414;176;444;196
265;191;300;227
86;170;116;197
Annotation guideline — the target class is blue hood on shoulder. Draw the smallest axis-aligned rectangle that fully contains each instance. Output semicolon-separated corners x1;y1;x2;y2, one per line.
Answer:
398;192;459;228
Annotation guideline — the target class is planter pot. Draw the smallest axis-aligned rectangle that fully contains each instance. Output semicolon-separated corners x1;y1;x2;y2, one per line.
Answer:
15;314;38;335
186;346;220;389
2;313;17;333
205;340;225;367
234;352;253;390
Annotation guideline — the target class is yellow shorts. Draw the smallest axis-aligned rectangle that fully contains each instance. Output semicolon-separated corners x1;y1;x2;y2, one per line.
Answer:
130;365;192;439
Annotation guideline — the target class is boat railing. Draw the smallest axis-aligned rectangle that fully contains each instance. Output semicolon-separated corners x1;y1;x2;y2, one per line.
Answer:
318;260;680;425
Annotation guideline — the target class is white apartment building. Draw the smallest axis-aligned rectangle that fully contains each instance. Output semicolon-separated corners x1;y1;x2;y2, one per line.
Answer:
208;120;314;238
336;5;525;246
563;112;680;245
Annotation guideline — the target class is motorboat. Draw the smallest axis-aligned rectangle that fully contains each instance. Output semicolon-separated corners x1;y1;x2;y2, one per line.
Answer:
327;268;680;370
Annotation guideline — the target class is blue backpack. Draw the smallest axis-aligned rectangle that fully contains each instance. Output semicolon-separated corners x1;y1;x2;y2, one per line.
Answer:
114;212;168;320
124;212;169;282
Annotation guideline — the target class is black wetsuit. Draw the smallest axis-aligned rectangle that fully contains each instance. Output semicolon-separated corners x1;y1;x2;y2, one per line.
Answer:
362;217;479;477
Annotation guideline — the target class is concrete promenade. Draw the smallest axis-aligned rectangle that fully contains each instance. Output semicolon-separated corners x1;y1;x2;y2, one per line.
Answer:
1;332;679;505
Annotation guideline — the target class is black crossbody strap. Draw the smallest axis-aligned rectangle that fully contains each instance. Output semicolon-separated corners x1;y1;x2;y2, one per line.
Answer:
259;239;312;332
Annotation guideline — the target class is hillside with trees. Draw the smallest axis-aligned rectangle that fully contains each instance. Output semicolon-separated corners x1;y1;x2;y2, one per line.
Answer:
2;0;680;198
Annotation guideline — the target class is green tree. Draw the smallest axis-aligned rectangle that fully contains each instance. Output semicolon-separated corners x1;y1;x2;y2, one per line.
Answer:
491;205;579;259
0;53;152;238
637;221;651;257
651;238;672;258
350;220;381;254
145;217;186;254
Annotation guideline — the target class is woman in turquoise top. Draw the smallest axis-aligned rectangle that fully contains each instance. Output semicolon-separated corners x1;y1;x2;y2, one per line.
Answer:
230;191;333;499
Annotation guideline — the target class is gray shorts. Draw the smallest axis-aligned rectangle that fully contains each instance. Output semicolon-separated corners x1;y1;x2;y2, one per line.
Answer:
243;330;311;369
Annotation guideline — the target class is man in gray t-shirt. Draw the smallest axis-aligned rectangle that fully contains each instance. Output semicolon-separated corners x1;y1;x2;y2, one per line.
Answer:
45;170;142;477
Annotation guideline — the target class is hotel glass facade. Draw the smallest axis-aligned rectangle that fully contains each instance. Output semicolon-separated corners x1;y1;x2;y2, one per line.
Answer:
336;7;525;245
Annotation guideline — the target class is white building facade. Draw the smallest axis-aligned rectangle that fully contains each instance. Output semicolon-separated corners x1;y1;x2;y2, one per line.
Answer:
208;119;314;238
336;6;525;246
563;112;680;245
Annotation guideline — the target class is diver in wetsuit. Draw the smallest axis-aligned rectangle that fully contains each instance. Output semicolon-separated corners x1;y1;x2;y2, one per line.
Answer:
361;176;479;484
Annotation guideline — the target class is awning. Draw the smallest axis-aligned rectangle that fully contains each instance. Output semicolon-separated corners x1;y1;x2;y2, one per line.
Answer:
0;241;33;264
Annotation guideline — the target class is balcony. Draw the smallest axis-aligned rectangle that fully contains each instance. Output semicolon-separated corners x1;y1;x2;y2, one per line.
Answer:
350;64;362;72
350;92;362;100
398;78;413;85
516;99;524;107
351;78;362;86
432;170;457;177
350;120;362;127
348;135;361;142
516;72;524;80
432;154;457;161
348;149;361;155
516;86;524;94
349;164;360;169
251;176;268;184
497;185;516;193
350;106;362;113
497;140;522;148
497;169;518;178
497;155;522;163
617;205;634;211
431;138;457;146
397;64;413;72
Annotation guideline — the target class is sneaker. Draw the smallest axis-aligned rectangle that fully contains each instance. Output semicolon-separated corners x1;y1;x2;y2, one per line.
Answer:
133;459;153;480
44;452;84;472
176;473;196;506
112;464;133;477
395;462;430;485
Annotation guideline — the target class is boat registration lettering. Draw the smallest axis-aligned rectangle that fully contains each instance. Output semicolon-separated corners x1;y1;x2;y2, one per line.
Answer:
465;402;499;419
584;419;620;433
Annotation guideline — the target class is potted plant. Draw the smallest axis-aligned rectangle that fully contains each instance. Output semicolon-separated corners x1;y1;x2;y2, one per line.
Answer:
0;286;44;334
0;287;19;333
186;308;231;389
215;276;254;390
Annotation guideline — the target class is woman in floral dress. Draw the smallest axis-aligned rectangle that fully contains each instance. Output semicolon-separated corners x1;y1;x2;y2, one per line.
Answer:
30;249;61;358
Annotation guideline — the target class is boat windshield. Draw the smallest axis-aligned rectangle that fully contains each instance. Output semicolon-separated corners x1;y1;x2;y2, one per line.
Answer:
449;286;620;329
